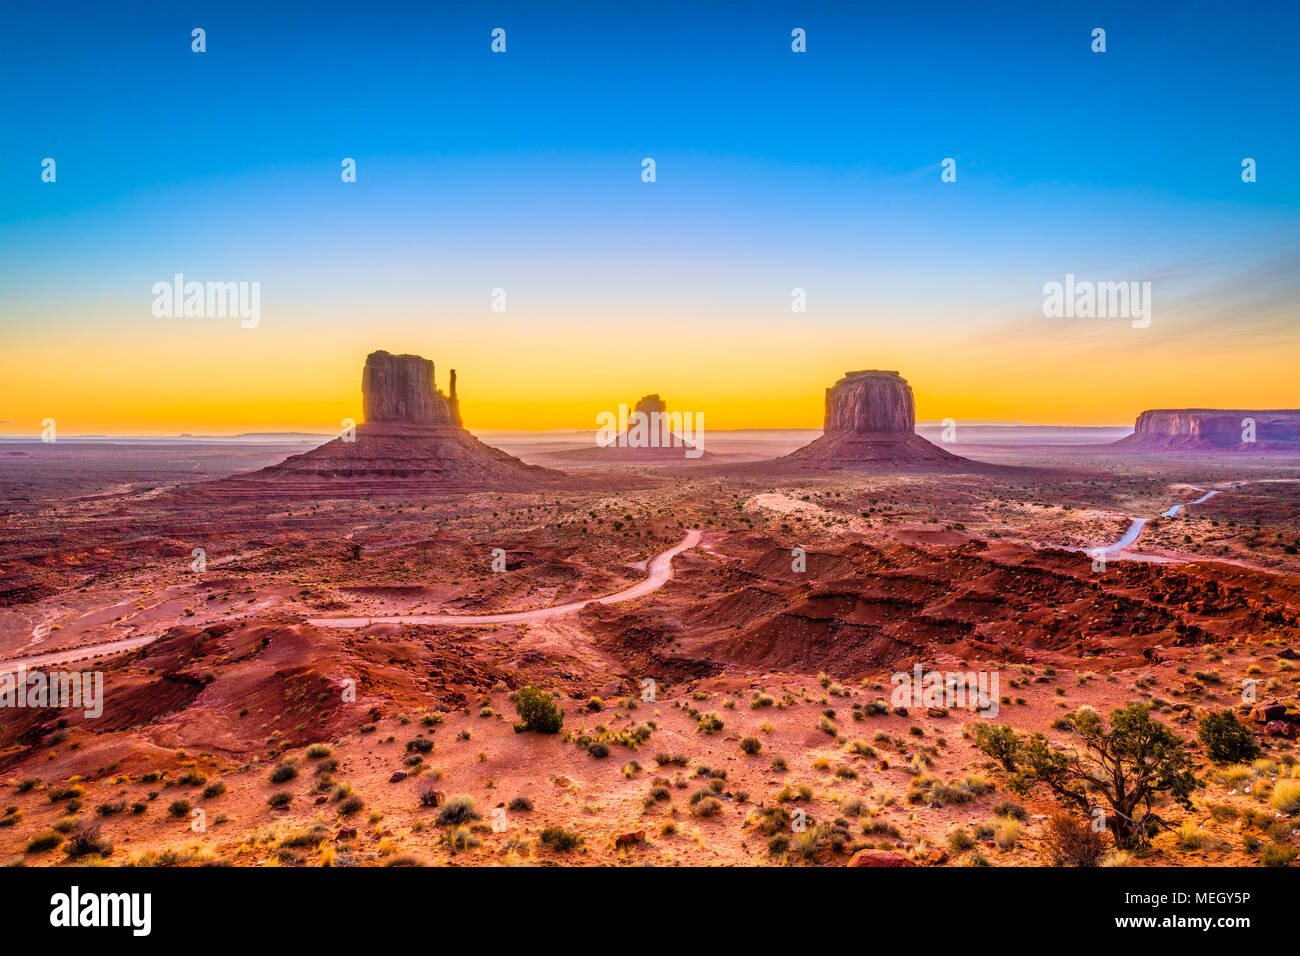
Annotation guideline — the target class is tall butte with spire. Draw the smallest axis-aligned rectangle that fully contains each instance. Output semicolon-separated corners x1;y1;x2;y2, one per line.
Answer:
214;350;566;496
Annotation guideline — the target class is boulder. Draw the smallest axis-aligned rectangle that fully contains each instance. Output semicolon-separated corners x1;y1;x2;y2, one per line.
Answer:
1250;701;1288;724
613;830;646;849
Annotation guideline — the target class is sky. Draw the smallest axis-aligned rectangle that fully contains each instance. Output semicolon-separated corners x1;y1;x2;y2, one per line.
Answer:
1;0;1297;434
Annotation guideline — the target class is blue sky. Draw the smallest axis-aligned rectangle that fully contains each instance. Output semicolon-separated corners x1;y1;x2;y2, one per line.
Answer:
1;0;1297;432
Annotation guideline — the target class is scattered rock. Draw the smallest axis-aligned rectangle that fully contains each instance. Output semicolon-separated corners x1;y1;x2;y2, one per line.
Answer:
1265;720;1295;738
613;830;646;850
389;771;407;783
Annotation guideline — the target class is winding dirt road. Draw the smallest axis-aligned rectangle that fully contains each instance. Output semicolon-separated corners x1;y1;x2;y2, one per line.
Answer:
306;528;703;629
0;530;704;671
1095;480;1250;557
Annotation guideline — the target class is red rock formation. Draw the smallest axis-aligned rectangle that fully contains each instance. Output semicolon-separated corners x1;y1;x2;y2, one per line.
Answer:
634;394;667;419
784;370;962;468
823;370;915;433
204;350;569;496
362;351;461;428
1115;409;1300;451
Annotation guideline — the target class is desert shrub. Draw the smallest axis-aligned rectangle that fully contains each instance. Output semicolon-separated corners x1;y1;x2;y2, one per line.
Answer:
1042;811;1107;866
1262;843;1299;867
1198;711;1260;764
697;713;724;733
740;736;762;755
48;786;82;803
167;799;192;818
508;796;533;812
653;753;688;767
64;823;112;859
339;795;364;816
1271;779;1300;815
26;832;64;853
178;770;207;786
267;792;292;808
306;743;332;759
909;774;990;806
587;742;609;759
405;736;433;754
16;778;40;793
436;795;480;826
417;781;442;808
514;686;564;734
203;781;227;799
539;826;583;852
690;796;722;818
992;800;1027;820
993;818;1022;850
442;826;480;851
947;828;975;852
268;762;298;784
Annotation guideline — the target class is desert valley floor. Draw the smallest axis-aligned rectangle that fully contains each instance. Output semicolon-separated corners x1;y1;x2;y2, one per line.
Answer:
0;437;1298;867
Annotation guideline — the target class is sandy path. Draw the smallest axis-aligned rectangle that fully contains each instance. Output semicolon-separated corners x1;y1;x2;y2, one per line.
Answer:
307;529;703;629
0;531;704;671
1096;480;1254;557
0;635;157;675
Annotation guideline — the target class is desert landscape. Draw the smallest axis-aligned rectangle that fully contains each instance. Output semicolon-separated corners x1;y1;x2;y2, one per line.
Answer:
1;352;1297;869
3;13;1298;929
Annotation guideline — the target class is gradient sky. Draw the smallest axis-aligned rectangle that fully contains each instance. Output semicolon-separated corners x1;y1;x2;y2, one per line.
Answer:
1;0;1297;434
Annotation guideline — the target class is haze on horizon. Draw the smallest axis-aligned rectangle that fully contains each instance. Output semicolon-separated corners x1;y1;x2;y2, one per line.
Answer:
1;1;1297;436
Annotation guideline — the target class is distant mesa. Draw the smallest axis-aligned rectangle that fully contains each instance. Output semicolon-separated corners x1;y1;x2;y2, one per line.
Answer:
1115;409;1300;452
609;393;708;458
548;392;711;464
211;350;567;495
781;370;963;468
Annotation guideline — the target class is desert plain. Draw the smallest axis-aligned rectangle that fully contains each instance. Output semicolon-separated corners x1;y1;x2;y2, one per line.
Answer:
0;361;1298;868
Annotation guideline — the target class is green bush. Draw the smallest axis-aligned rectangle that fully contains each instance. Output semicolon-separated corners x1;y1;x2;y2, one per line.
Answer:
269;762;298;784
1197;711;1260;764
539;826;583;852
514;686;564;734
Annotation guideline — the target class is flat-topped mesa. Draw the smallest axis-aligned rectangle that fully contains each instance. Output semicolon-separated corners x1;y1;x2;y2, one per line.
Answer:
1116;408;1300;451
824;370;915;434
362;350;461;429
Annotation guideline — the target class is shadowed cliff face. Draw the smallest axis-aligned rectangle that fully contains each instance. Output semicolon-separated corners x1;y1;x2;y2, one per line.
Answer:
362;350;461;428
823;370;916;434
